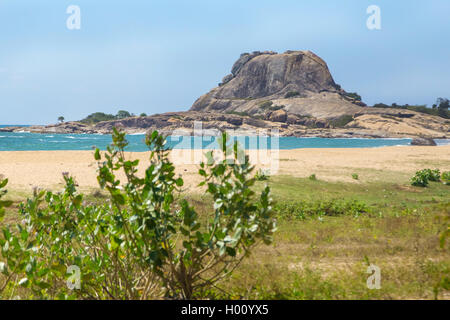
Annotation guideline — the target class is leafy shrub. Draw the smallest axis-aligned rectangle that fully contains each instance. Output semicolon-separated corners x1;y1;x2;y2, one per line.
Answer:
411;169;441;187
285;91;300;99
411;170;430;187
352;173;359;180
0;130;276;300
427;169;441;182
309;174;317;181
442;171;450;185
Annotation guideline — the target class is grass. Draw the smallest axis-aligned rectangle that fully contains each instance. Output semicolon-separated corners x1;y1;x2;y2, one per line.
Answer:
188;175;450;299
1;174;449;300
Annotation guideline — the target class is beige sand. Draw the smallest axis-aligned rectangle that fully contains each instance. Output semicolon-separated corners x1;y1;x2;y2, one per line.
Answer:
0;146;449;192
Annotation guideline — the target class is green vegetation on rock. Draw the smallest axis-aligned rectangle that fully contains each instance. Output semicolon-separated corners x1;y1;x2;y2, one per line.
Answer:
329;115;354;128
79;110;145;124
373;98;450;119
285;91;300;98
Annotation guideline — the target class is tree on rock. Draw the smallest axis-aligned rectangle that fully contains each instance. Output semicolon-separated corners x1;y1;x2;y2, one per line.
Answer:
116;110;132;119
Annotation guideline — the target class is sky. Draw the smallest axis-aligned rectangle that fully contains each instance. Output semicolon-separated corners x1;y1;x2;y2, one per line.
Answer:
0;0;449;125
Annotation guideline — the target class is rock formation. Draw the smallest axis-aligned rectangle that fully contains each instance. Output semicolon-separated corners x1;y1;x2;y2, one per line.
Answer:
191;50;364;119
411;137;437;146
2;50;449;139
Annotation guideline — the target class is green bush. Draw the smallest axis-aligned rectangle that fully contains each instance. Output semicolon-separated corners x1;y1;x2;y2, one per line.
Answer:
411;170;430;187
0;130;276;300
411;169;441;187
352;173;359;180
79;110;136;124
427;169;441;182
79;112;117;124
285;91;300;99
309;174;317;181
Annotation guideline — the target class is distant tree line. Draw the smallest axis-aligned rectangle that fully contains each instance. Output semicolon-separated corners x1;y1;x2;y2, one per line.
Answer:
372;98;449;119
78;110;148;124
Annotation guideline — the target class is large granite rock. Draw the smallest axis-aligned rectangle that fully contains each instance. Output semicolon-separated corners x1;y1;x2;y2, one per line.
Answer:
190;50;363;119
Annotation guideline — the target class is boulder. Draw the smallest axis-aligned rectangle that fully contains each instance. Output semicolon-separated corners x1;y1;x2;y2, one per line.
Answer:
193;50;338;105
411;137;437;146
190;50;365;120
269;109;287;123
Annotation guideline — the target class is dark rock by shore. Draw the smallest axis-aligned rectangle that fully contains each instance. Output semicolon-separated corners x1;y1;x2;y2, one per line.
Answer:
411;137;437;146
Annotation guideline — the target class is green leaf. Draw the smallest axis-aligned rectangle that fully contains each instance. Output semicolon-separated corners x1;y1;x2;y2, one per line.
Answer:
94;148;101;161
175;178;184;187
0;179;8;189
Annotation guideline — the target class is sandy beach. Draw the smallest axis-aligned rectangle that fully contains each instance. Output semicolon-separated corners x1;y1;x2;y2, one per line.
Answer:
0;146;449;192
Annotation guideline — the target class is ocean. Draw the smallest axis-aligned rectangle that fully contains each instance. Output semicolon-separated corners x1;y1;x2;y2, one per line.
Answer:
1;126;448;151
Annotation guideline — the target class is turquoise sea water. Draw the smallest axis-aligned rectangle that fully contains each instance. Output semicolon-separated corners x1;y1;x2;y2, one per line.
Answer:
0;126;448;151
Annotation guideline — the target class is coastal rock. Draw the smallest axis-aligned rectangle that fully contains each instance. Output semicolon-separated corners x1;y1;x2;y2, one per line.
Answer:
191;50;346;112
268;109;287;123
411;137;437;146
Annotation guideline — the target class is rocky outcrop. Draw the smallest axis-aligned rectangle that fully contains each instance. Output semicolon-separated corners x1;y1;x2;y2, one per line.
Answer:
191;50;363;119
411;137;437;146
2;109;447;139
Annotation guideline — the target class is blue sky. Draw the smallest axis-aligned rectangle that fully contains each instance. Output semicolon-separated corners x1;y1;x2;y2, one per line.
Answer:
0;0;449;125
